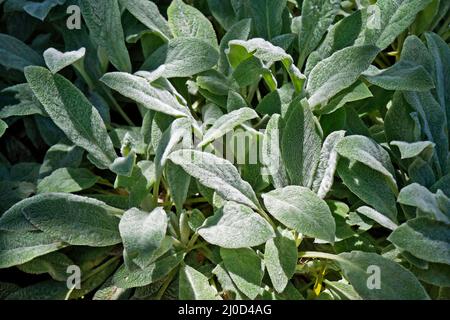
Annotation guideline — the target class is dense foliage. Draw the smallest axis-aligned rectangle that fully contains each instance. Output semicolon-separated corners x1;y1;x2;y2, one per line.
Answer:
0;0;449;300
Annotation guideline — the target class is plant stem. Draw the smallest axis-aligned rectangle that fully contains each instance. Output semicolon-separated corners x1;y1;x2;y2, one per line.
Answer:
298;251;342;261
156;268;177;300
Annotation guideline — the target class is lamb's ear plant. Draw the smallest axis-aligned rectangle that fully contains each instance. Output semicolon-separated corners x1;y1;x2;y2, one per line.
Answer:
0;0;449;300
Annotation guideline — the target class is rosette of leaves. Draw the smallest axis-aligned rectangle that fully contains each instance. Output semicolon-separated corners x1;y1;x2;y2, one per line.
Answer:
0;0;449;300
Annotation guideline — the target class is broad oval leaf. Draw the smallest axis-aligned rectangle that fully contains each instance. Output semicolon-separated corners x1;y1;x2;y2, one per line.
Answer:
388;217;450;264
179;264;221;300
19;193;122;247
262;186;336;242
198;201;275;248
168;150;260;209
143;38;219;78
119;207;168;269
37;168;99;194
43;47;86;74
199;107;258;147
264;229;297;293
25;66;117;169
306;45;379;108
0;33;44;72
168;0;218;48
337;251;430;300
220;248;264;299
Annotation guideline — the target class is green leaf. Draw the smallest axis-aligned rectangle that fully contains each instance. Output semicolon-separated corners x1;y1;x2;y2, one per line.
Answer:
281;98;321;187
5;280;69;300
220;248;264;299
168;0;217;48
143;38;219;78
19;193;121;247
248;0;287;40
226;38;305;92
337;251;430;300
168;150;260;209
17;252;74;281
112;252;184;289
311;130;345;199
80;0;131;72
261;114;289;188
124;0;172;40
37;168;99;194
313;82;373;115
22;0;66;21
304;10;364;75
166;162;191;213
199;107;258;147
262;186;336;242
357;0;433;50
264;229;297;293
337;158;398;222
306;45;379;108
425;32;450;139
101;72;189;118
198;201;275;248
390;141;435;161
296;0;340;68
362;61;435;91
0;231;67;269
25;66;117;169
412;263;450;287
179;264;221;300
155;117;192;179
356;206;398;231
403;91;449;176
43;47;85;74
218;19;252;74
0;33;44;72
0;119;7;138
388;217;450;264
336;135;397;188
119;207;168;269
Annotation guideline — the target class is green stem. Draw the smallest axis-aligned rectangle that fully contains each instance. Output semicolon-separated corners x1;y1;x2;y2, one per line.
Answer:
298;251;342;261
156;268;177;300
257;207;277;229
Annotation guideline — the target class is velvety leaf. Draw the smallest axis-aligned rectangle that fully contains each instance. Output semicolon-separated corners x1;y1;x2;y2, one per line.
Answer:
357;0;433;50
248;0;287;40
198;201;275;248
356;206;398;231
168;150;260;209
281;98;321;187
306;45;379;108
388;217;450;264
0;229;66;269
311;130;345;199
0;33;43;72
80;0;131;72
337;251;430;300
179;264;221;300
264;229;297;293
19;193;121;246
43;47;85;74
199;107;258;147
143;38;219;78
168;0;217;48
112;252;184;289
261;114;289;188
296;0;340;68
362;61;434;91
124;0;172;40
25;66;117;169
119;207;168;269
37;168;98;194
262;186;336;242
101;72;188;117
220;248;264;299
